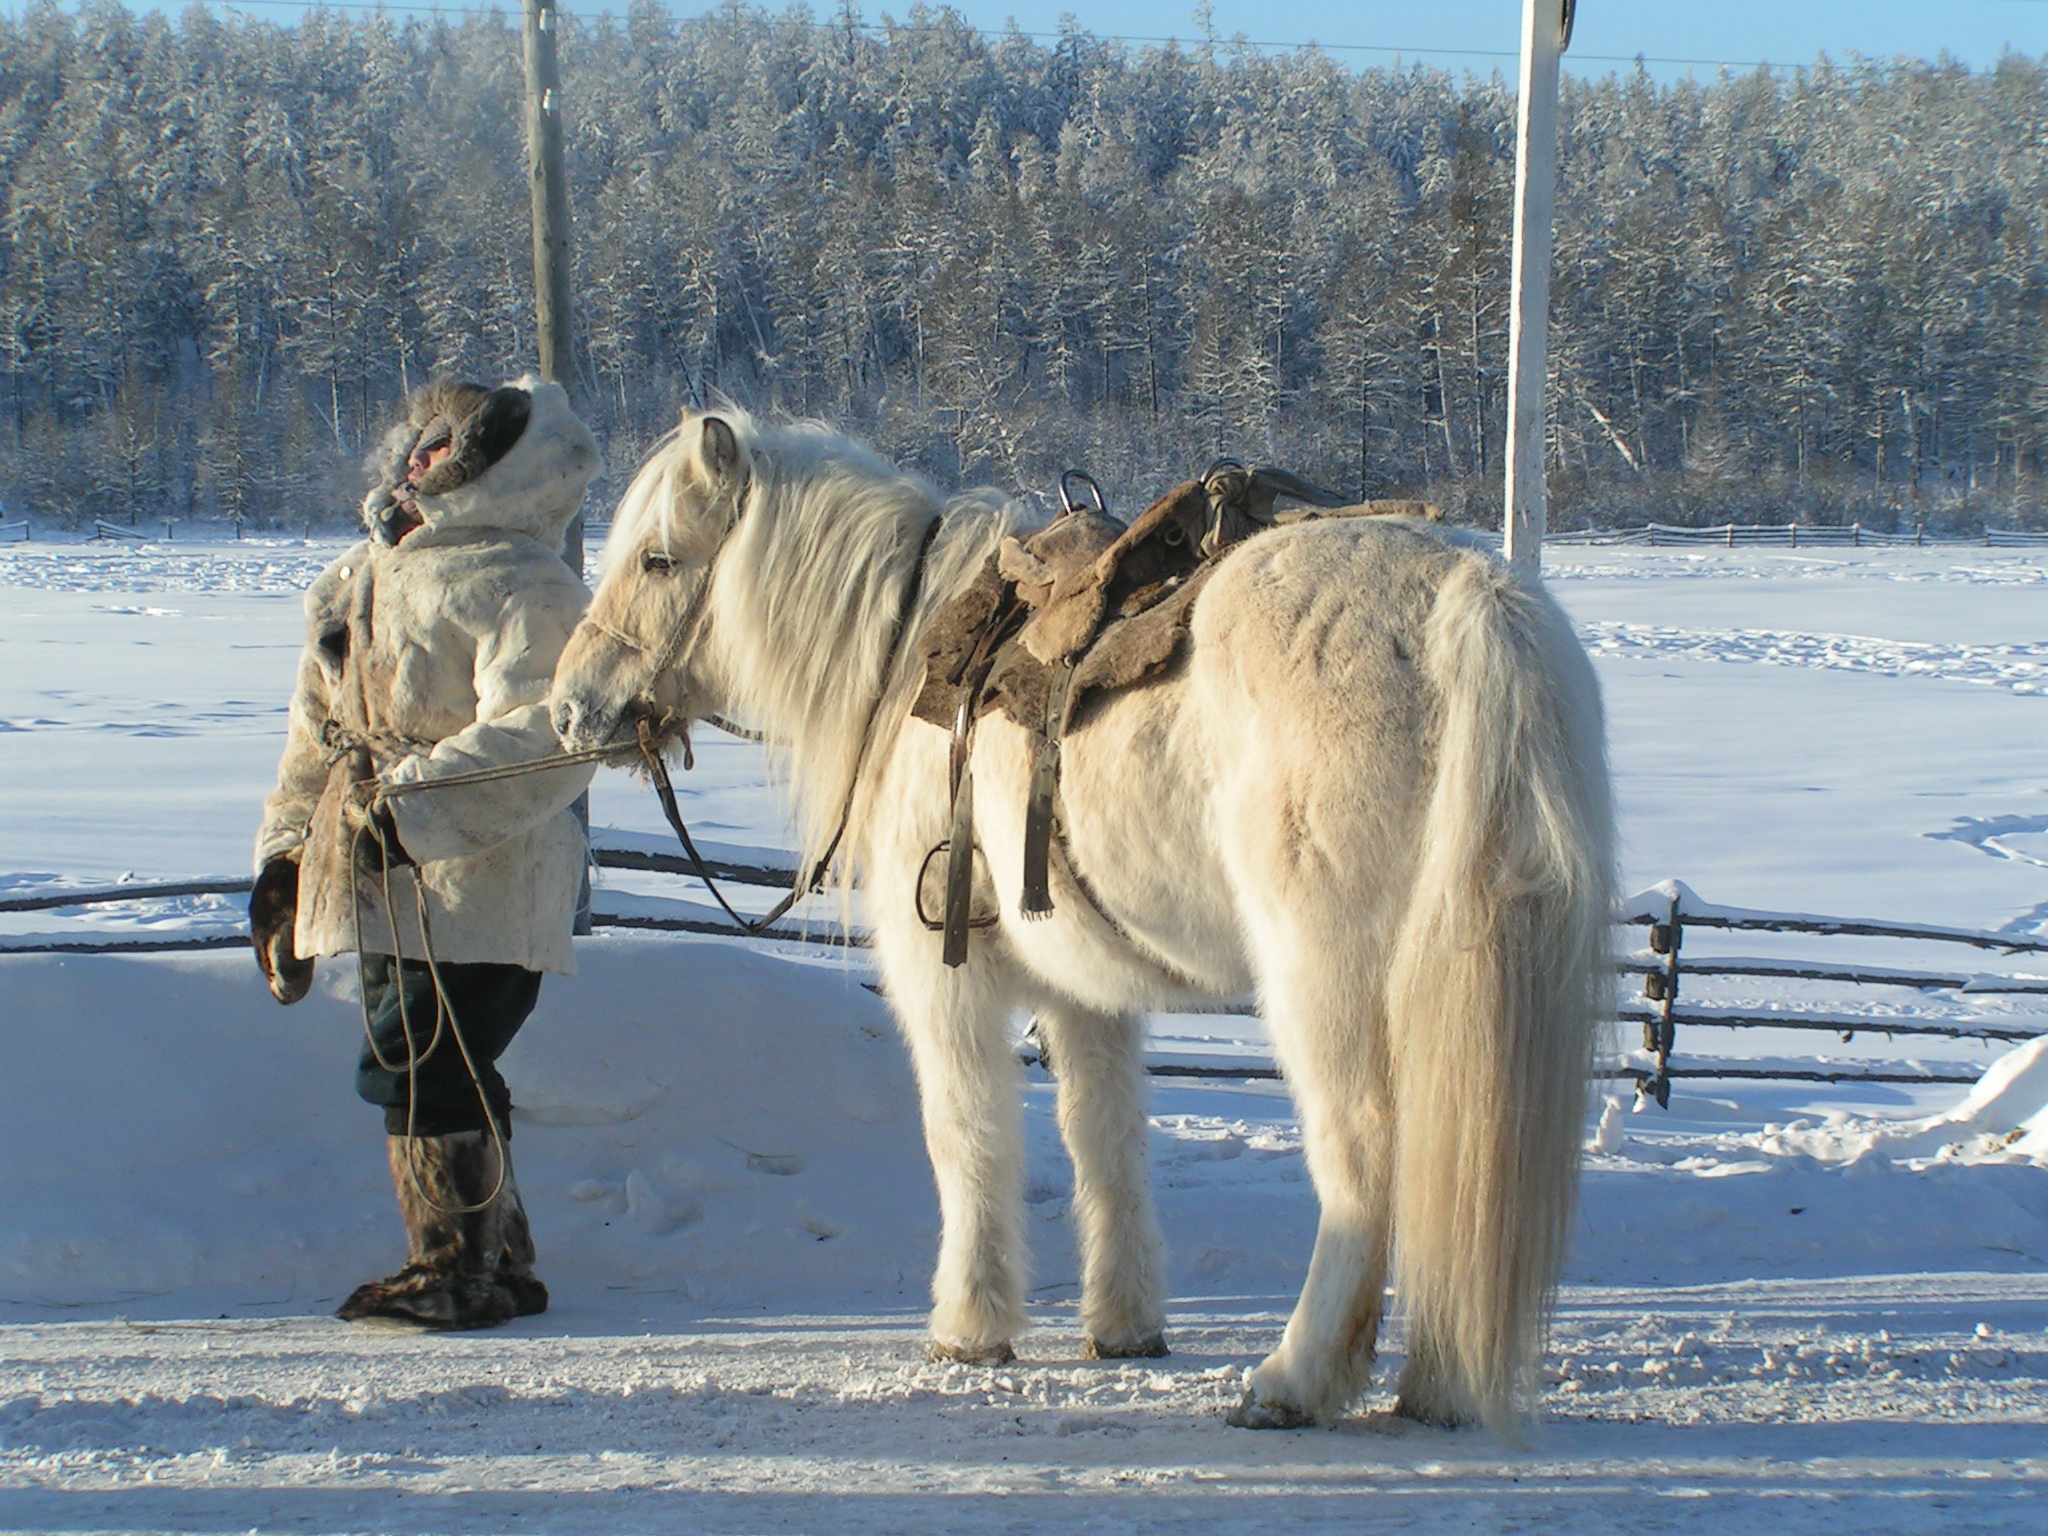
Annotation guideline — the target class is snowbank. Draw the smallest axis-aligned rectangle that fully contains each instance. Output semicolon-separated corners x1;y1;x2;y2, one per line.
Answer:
0;938;937;1317
1912;1033;2048;1161
9;941;2047;1328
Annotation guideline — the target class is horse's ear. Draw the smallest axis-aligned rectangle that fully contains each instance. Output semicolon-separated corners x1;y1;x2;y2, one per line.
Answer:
700;417;742;488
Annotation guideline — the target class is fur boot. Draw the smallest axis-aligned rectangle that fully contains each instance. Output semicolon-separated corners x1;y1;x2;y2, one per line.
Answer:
495;1166;549;1318
336;1132;520;1330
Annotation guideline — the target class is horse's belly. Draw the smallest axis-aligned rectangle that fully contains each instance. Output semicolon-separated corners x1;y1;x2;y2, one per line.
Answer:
975;683;1249;1009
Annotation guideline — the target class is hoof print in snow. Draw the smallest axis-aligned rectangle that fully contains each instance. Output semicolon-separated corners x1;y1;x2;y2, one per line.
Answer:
1082;1332;1169;1360
927;1339;1016;1366
797;1214;842;1242
1226;1392;1316;1430
1353;1409;1421;1437
342;1314;437;1335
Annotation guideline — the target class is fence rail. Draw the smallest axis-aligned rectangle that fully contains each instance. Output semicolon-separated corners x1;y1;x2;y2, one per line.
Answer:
0;519;27;543
1618;880;2047;1104
1547;521;2048;549
1612;1002;2042;1045
7;863;2041;1101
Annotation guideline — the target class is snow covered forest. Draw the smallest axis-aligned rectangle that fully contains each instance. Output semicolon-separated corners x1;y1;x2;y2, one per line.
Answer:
4;1;2048;531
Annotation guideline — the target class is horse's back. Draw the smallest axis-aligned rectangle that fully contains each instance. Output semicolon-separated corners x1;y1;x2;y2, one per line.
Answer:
1185;515;1497;768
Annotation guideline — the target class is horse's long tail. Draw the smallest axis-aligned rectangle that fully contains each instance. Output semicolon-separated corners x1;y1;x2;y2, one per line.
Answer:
1385;554;1615;1437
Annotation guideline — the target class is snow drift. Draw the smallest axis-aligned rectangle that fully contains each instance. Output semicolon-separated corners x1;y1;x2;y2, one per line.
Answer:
0;938;937;1315
1909;1033;2048;1162
7;939;2048;1326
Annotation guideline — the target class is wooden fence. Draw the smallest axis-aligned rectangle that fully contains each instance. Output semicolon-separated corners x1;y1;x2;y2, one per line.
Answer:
8;851;2042;1102
1616;880;2048;1104
1547;521;2048;549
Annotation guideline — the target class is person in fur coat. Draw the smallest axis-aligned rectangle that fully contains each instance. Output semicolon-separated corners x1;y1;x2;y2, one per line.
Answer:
250;376;601;1330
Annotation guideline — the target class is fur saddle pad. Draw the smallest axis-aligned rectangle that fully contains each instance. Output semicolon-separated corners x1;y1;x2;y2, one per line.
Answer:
912;465;1440;736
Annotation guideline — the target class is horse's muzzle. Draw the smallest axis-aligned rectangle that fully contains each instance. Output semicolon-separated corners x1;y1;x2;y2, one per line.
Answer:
551;693;620;754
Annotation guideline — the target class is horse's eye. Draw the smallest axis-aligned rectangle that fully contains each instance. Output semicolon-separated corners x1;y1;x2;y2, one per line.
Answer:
642;552;676;575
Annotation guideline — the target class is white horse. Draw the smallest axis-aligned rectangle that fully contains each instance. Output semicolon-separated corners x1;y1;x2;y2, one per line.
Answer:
549;410;1614;1436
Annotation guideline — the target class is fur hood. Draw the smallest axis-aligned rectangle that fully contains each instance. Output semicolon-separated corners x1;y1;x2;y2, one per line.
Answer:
360;377;601;550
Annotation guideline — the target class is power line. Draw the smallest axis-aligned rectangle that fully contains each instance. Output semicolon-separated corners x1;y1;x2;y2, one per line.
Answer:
11;0;2042;77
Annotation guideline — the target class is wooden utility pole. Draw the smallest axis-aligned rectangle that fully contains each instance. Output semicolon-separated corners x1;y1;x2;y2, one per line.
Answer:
521;0;590;934
1504;0;1573;578
521;0;580;573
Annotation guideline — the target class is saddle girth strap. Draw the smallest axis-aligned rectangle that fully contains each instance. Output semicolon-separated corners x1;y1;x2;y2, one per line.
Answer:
941;760;977;967
1019;657;1076;919
942;601;1021;967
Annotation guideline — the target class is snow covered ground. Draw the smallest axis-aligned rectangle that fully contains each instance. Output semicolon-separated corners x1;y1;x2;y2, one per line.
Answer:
2;534;2046;1532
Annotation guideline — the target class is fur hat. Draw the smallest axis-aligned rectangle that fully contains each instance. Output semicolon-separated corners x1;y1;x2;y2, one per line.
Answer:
413;385;532;496
363;379;533;519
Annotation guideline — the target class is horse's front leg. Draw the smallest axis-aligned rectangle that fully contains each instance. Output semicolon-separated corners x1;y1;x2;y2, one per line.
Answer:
1034;1001;1167;1358
873;918;1031;1363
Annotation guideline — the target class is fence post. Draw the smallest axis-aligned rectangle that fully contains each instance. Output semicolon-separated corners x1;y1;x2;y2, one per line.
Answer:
1790;523;1797;549
1641;895;1682;1110
1853;521;1861;547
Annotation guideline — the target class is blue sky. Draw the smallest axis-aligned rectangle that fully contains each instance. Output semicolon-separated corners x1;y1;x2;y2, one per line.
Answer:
46;1;2048;79
813;1;2048;76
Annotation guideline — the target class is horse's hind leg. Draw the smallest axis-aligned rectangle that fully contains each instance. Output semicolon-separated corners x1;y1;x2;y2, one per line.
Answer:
1035;1001;1167;1358
1227;953;1395;1427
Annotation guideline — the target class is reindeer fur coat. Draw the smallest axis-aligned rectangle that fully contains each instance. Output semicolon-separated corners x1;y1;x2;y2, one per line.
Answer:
255;380;601;975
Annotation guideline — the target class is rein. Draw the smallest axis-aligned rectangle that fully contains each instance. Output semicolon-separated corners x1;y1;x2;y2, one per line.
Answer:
376;740;630;796
368;508;944;941
634;511;945;934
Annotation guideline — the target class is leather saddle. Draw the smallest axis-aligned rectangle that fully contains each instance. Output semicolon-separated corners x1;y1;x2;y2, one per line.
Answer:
910;463;1442;964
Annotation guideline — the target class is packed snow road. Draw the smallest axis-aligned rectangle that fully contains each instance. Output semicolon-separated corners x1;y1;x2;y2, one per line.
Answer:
3;1275;2045;1535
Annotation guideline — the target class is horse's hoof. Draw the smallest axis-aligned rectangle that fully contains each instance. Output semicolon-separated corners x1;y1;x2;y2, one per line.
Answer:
927;1339;1016;1366
1083;1332;1169;1360
1392;1395;1475;1430
1225;1390;1316;1430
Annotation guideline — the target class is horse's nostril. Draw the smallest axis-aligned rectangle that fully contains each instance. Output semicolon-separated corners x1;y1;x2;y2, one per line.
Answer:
551;700;576;740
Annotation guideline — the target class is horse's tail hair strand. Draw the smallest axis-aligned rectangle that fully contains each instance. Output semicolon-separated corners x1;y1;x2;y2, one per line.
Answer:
1385;554;1616;1438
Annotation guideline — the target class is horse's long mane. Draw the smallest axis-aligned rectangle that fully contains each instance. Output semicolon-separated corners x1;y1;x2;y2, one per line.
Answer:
608;408;1019;883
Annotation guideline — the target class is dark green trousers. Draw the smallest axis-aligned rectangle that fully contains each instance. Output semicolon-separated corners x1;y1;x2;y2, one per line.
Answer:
354;954;541;1137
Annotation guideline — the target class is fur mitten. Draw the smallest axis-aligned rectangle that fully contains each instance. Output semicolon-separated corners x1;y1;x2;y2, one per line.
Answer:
348;795;415;880
250;854;313;1005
